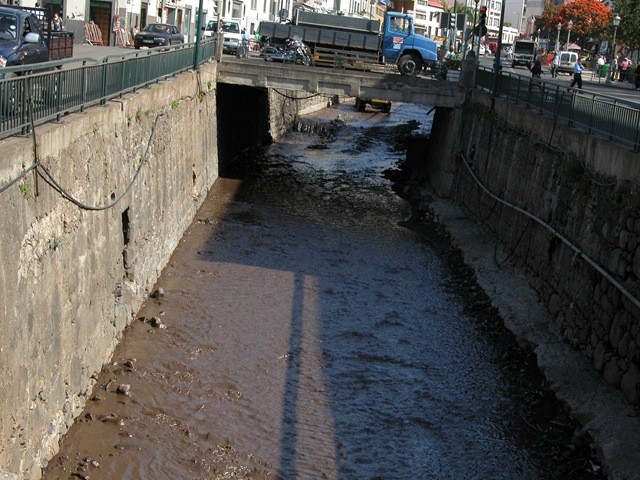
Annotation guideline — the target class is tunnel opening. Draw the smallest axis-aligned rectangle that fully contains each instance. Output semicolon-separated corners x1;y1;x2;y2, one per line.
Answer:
217;84;271;178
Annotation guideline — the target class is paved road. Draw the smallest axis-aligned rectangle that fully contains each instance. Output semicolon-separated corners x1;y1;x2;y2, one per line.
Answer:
68;44;640;109
478;55;640;106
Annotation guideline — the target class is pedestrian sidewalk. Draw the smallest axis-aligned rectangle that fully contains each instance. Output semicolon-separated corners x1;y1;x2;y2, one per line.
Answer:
73;44;134;61
581;69;637;90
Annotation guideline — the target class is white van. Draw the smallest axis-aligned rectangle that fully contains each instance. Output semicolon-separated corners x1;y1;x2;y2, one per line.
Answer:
556;51;579;74
220;19;242;55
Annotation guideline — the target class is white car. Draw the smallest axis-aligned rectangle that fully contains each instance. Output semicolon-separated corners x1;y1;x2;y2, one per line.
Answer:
220;20;242;54
203;19;243;55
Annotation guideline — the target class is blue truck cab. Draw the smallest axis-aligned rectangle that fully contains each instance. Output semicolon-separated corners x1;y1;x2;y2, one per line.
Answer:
381;12;438;75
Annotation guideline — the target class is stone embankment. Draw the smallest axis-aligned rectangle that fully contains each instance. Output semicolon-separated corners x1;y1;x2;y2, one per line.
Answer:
398;90;640;479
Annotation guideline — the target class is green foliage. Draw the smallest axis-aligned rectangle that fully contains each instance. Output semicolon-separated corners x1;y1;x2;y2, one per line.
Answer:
52;237;62;250
538;0;611;46
445;57;462;70
19;182;33;199
613;0;640;52
171;99;180;109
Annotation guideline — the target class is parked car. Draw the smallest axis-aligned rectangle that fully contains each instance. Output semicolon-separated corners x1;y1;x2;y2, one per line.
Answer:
219;20;242;55
0;5;74;77
134;23;183;49
203;19;217;37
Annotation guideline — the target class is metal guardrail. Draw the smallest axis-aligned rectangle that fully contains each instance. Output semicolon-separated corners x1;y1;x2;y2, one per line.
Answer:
476;66;640;152
0;37;218;141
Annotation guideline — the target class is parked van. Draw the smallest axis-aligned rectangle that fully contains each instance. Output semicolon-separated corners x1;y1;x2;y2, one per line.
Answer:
556;51;579;74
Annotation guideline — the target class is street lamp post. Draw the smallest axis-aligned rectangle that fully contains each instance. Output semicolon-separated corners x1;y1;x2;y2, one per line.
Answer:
556;22;561;51
566;19;573;49
606;14;621;85
518;0;525;35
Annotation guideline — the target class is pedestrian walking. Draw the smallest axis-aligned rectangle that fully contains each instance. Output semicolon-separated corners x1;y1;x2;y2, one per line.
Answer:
619;57;630;82
570;57;584;90
530;58;542;78
52;12;63;31
551;53;559;78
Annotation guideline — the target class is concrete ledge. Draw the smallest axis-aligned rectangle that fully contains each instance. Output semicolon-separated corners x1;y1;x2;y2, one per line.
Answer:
427;196;640;480
0;63;219;478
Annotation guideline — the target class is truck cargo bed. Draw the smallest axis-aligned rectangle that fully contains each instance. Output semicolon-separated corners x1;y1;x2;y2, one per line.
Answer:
47;32;74;60
295;11;380;33
259;21;381;52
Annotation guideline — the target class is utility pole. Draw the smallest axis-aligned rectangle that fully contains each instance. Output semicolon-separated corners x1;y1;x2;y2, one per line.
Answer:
491;0;505;96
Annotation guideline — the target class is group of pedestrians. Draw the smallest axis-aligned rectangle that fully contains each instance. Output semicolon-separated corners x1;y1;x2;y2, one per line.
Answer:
537;50;640;91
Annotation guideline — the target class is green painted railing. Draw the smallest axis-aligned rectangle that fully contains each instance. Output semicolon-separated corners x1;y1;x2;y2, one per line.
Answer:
0;37;219;140
476;66;640;151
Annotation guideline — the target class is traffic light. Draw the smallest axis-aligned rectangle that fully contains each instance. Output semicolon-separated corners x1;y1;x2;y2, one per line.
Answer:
450;12;457;31
478;6;487;28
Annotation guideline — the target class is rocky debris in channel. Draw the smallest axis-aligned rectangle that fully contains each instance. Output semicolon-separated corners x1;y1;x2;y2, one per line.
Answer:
344;119;424;154
296;116;345;149
150;287;165;298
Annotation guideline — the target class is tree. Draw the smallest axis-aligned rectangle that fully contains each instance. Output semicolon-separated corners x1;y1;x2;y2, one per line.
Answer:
613;0;640;53
536;0;611;47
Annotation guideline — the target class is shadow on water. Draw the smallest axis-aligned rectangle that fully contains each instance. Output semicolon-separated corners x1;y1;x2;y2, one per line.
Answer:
279;271;303;479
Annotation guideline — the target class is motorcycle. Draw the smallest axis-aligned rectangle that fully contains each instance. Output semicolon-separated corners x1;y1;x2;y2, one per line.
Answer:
263;37;313;66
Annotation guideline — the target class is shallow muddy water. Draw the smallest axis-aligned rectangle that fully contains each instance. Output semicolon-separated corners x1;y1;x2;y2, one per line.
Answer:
43;103;603;480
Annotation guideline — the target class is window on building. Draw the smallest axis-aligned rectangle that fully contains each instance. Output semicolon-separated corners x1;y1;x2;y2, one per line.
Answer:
232;1;242;18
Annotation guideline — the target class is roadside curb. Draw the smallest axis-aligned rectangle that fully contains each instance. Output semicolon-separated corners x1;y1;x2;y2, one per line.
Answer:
423;195;640;480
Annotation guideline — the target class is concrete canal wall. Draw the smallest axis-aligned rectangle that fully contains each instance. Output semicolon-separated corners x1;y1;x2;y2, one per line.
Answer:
0;63;219;479
422;90;640;405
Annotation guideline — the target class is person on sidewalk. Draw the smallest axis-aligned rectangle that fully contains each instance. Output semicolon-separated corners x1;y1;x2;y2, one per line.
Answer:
570;57;584;90
551;52;560;78
530;58;542;78
619;57;630;82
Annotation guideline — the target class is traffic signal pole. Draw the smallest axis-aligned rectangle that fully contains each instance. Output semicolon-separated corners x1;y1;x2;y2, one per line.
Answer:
449;0;458;52
476;5;486;61
491;0;506;96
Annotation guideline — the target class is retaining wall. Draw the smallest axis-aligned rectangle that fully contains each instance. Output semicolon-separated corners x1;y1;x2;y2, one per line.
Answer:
0;63;219;479
421;90;640;405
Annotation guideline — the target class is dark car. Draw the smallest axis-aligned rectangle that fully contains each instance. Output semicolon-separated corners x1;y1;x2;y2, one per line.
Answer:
0;7;50;75
134;23;183;49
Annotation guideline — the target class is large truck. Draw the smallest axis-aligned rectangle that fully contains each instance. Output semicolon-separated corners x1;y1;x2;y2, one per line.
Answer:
258;10;438;76
511;39;536;69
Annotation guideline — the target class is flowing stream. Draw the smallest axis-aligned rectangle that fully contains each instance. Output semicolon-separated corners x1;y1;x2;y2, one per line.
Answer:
43;102;603;480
